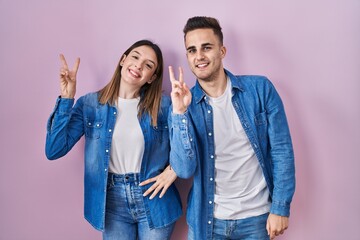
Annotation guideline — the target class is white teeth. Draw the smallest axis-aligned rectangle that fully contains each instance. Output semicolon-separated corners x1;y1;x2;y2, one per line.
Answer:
197;63;208;68
129;69;140;77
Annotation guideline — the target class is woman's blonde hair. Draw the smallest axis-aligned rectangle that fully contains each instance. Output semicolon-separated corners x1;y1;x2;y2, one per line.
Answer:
98;40;164;126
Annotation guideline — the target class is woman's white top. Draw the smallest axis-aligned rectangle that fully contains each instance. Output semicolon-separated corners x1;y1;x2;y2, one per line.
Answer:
109;97;145;174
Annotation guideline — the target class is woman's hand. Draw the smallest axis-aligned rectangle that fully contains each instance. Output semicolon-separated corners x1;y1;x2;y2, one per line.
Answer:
169;66;192;114
59;54;80;99
139;165;177;199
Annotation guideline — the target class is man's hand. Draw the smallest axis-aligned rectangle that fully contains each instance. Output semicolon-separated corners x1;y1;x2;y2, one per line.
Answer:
169;66;192;114
139;165;177;199
266;214;289;239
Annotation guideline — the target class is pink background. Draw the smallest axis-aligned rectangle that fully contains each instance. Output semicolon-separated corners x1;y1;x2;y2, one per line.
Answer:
1;0;359;239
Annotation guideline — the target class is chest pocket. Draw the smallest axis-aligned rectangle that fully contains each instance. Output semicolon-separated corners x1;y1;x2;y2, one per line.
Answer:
85;118;103;139
151;122;169;143
254;111;267;140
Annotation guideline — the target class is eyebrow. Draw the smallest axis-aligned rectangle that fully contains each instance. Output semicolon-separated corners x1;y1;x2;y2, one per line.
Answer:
186;42;214;51
133;50;156;66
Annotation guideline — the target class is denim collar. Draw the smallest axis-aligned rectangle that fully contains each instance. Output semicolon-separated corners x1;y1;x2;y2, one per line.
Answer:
192;68;245;104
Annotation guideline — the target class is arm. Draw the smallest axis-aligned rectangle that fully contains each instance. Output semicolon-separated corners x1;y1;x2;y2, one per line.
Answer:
45;54;82;160
168;66;197;178
266;80;295;216
265;80;295;238
139;67;196;199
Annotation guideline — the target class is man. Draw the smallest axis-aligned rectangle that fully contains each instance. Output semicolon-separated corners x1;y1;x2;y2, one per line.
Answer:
169;16;295;239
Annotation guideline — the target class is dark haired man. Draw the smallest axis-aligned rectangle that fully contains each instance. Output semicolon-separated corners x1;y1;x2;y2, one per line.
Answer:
169;16;295;240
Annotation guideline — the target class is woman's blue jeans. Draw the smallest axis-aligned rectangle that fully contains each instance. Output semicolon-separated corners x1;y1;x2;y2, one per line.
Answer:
103;173;175;240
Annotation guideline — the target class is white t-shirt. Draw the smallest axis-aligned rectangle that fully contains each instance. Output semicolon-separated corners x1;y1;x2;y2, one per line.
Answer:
208;78;271;220
109;97;144;174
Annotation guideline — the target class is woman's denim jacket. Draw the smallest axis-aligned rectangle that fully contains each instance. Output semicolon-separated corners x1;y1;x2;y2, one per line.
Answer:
169;69;295;240
45;93;182;231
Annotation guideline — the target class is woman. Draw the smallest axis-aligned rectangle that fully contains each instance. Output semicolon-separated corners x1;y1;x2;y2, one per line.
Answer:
45;40;182;239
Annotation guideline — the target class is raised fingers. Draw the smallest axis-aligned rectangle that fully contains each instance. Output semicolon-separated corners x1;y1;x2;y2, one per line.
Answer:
59;54;69;69
72;57;80;74
169;66;176;83
178;66;184;84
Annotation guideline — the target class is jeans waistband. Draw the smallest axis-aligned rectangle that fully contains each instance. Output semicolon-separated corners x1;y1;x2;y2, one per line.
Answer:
108;172;140;184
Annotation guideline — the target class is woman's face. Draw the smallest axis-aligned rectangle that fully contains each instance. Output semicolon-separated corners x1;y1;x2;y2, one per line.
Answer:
120;45;158;89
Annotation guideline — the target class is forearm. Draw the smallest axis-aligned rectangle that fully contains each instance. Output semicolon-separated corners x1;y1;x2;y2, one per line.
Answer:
45;97;82;159
169;111;197;179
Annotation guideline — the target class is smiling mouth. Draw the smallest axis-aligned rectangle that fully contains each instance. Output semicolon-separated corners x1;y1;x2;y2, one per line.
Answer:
129;69;141;78
196;63;209;69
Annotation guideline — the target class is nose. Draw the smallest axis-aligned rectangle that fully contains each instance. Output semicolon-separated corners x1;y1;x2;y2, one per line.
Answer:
135;62;144;70
196;51;205;60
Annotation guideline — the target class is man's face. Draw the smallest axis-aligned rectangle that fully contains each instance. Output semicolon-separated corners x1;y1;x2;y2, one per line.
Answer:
185;28;226;82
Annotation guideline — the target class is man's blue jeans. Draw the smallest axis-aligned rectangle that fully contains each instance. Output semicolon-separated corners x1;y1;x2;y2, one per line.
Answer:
188;213;269;240
103;173;175;240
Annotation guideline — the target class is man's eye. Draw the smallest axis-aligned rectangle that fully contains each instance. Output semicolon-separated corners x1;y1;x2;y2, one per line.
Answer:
132;56;139;59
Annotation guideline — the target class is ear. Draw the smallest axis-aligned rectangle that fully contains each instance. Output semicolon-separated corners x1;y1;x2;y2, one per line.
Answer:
119;54;127;66
148;74;157;84
220;46;227;59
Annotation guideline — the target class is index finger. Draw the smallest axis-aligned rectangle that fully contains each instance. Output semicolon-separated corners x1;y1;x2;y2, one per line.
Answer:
168;66;176;83
59;54;69;69
72;57;80;73
178;66;184;84
139;177;156;186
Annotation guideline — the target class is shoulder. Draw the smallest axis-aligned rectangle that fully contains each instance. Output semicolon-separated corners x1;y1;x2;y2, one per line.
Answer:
160;94;171;108
236;75;272;85
224;69;274;91
232;75;276;94
76;92;101;107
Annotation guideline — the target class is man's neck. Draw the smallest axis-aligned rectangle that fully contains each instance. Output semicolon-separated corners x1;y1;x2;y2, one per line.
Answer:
198;70;227;98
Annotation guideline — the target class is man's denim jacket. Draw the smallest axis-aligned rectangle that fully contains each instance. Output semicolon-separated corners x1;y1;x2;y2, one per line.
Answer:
170;69;295;240
46;93;182;231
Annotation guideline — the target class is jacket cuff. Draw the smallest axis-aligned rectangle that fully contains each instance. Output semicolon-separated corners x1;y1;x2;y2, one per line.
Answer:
56;96;74;114
270;200;291;217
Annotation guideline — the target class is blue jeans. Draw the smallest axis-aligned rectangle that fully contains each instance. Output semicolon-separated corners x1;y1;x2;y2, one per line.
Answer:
103;173;175;240
188;213;269;240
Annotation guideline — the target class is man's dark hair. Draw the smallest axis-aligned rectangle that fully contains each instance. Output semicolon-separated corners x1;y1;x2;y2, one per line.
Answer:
183;16;223;45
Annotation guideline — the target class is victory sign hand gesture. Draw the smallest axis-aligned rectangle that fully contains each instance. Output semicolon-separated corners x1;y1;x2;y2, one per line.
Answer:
59;54;80;99
169;66;192;114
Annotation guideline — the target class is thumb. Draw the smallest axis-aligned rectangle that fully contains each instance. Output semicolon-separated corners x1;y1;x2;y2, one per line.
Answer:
266;218;270;236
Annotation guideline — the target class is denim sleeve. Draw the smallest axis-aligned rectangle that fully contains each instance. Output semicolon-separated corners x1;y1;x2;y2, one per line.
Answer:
45;97;84;160
168;109;197;179
265;80;296;217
